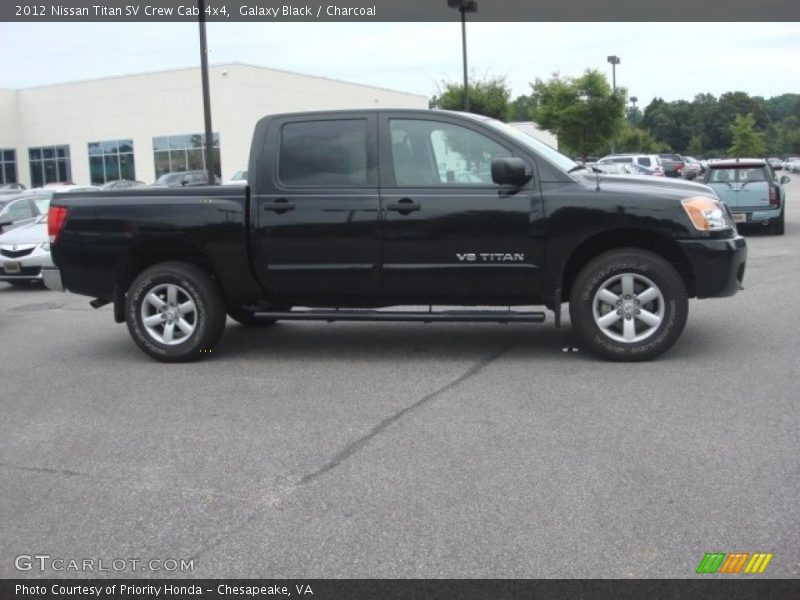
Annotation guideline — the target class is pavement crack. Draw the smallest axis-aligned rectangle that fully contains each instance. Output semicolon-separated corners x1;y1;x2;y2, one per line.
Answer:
297;344;510;486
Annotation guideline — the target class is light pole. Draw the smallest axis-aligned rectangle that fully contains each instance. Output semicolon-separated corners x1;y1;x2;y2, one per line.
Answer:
630;96;638;110
607;55;620;94
607;55;620;153
197;0;216;185
629;96;638;124
448;0;478;112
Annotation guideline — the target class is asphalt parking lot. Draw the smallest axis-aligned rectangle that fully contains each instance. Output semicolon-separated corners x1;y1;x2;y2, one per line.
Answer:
1;180;798;579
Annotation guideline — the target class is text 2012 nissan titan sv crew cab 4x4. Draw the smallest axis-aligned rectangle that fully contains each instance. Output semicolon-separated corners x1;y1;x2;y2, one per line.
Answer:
43;110;747;362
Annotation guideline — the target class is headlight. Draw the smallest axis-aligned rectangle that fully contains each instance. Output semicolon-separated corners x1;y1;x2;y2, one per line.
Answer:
681;197;731;231
39;242;50;252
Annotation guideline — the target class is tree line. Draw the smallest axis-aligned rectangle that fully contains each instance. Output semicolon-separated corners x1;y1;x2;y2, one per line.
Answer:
429;73;800;160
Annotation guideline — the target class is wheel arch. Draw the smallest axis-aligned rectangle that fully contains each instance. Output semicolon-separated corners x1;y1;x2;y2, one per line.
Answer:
113;240;227;323
559;229;696;303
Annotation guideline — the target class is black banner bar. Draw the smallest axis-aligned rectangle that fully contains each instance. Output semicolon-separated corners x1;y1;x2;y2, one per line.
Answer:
2;0;800;22
3;579;800;600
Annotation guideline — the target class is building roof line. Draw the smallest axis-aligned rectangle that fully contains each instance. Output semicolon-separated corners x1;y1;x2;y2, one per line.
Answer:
9;61;427;99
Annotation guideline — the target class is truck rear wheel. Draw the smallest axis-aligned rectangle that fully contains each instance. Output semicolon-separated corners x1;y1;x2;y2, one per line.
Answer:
125;262;226;362
568;249;688;361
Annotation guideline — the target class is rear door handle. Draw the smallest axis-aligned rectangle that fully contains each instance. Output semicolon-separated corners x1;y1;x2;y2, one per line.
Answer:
386;198;421;213
263;199;295;212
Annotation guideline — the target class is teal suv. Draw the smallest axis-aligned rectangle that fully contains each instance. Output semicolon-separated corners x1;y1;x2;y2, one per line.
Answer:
703;158;789;235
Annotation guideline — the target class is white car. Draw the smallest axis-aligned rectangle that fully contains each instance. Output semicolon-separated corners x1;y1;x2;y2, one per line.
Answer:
0;213;53;286
223;170;248;186
597;154;665;176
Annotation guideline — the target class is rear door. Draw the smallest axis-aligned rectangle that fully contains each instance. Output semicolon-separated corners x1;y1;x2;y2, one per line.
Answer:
252;113;380;302
378;113;542;303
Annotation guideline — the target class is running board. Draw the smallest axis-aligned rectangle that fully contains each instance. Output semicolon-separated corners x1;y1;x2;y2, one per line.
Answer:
252;309;546;323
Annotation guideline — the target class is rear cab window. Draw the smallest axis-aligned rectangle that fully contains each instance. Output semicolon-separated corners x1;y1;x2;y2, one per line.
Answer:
279;119;369;187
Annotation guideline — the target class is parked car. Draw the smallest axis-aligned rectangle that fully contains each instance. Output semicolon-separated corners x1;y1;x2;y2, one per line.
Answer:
45;109;747;363
39;184;102;193
682;156;703;179
223;170;248;186
783;157;800;172
597;154;665;176
658;154;685;178
151;170;218;187
767;157;784;171
0;183;26;192
0;212;53;286
0;192;51;234
101;179;146;190
702;158;789;235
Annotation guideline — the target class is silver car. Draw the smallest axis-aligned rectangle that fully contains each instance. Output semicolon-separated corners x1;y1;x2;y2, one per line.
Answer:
0;213;53;286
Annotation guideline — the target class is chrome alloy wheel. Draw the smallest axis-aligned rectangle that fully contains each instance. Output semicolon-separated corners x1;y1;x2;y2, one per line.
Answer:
592;273;665;343
140;283;197;345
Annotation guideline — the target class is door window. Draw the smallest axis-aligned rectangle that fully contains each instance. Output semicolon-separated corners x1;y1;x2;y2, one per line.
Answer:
389;119;511;186
279;119;368;187
637;157;652;167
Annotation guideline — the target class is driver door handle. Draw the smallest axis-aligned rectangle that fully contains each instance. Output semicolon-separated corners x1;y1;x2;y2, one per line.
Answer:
386;198;421;213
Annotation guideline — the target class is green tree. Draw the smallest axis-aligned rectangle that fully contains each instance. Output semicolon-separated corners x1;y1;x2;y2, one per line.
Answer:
529;69;626;160
617;126;662;153
509;94;537;121
686;134;704;156
429;75;512;121
728;114;766;158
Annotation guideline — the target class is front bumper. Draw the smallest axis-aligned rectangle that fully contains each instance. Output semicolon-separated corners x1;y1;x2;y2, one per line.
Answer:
0;246;53;282
677;235;747;298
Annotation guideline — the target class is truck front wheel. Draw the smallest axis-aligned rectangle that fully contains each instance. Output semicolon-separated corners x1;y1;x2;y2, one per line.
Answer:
568;249;688;361
125;262;226;362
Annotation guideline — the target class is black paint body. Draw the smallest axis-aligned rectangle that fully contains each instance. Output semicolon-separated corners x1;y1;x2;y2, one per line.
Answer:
50;110;746;318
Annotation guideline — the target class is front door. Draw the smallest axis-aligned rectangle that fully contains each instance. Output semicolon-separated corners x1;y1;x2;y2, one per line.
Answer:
378;114;542;304
253;114;380;304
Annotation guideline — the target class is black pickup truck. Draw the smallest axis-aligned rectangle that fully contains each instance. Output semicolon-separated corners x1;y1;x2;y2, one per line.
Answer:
44;110;746;362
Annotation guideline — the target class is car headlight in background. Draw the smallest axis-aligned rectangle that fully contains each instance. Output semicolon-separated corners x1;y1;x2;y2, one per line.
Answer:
681;197;731;232
39;242;50;252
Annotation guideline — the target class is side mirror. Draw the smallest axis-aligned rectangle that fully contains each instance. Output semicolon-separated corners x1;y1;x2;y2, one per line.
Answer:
181;178;189;187
491;157;531;187
780;175;790;185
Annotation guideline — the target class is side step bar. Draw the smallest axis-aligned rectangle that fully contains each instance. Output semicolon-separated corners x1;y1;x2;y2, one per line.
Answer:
251;308;546;323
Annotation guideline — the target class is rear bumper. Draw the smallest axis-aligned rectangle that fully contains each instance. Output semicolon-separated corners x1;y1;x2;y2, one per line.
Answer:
42;268;64;292
728;206;782;225
677;235;747;298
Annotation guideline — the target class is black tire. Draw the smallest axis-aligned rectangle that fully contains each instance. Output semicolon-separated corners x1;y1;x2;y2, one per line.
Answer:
569;248;688;361
125;261;226;362
771;210;785;235
227;306;291;327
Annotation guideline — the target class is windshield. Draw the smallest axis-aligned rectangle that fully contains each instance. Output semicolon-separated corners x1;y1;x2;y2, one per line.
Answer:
483;119;578;173
154;172;188;185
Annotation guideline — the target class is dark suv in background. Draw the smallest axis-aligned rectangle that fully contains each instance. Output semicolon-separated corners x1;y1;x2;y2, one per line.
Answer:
659;154;685;178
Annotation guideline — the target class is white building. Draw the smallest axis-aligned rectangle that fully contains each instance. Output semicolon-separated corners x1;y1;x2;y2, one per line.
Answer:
0;63;428;188
509;121;559;149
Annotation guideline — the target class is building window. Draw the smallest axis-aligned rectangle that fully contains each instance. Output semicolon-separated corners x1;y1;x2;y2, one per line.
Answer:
0;149;17;185
88;139;135;185
152;133;220;180
29;145;71;188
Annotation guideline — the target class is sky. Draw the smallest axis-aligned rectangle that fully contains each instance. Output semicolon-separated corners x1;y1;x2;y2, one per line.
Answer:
1;22;799;107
